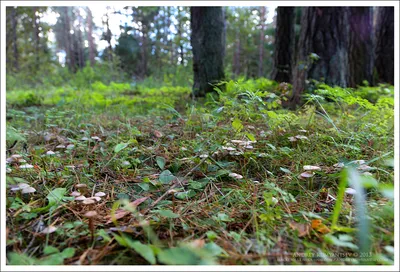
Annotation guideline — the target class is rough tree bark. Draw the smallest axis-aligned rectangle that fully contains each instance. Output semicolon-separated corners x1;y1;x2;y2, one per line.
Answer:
191;7;226;97
258;6;266;77
291;7;350;107
374;7;394;85
86;7;95;66
11;7;19;71
32;7;40;67
348;7;374;87
271;7;295;83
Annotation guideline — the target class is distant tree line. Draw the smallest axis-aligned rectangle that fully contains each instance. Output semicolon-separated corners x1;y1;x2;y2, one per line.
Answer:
6;6;394;106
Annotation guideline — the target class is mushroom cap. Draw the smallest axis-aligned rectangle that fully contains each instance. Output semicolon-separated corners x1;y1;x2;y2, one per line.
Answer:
300;172;314;178
94;192;106;197
75;195;86;201
90;196;101;202
84;211;98;218
75;183;87;188
70;191;81;196
41;226;58;234
303;165;321;171
82;198;95;205
22;187;36;194
345;188;357;195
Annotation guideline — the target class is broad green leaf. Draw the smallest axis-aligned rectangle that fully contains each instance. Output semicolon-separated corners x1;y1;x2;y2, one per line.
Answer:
204;242;224;256
47;188;67;207
43;246;60;255
114;143;129;153
154;209;179;218
60;248;75;258
130;241;156;264
232;118;243;132
324;234;358;250
156;156;166;170
159;170;175;184
175;190;197;200
246;132;256;142
137;182;150;191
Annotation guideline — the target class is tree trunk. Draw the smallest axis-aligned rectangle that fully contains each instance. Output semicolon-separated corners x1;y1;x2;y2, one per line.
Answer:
258;6;266;77
271;7;295;83
86;7;95;66
191;7;226;97
233;30;241;77
32;7;40;68
348;7;374;87
64;7;75;71
291;7;350;107
11;7;19;71
374;7;394;85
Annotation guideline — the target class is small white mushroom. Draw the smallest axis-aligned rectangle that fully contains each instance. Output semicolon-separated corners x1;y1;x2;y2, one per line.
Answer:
303;165;321;171
91;136;101;141
70;191;81;197
66;144;75;150
244;145;254;149
41;226;58;234
56;145;66;149
357;165;373;172
288;136;297;142
46;150;56;155
19;164;34;169
94;192;106;197
22;187;36;194
229;173;243;179
299;172;314;178
82;198;96;205
90;196;102;202
18;183;30;189
333;162;345;168
199;154;208;158
81;137;89;141
75;195;87;201
295;135;308;140
345;188;357;195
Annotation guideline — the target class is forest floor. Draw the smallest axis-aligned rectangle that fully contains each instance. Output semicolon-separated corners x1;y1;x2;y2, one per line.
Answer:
5;79;395;265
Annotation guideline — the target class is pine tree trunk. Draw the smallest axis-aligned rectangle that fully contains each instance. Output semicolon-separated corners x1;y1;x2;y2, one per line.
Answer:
86;7;95;66
291;7;350;107
258;6;266;77
11;7;19;71
374;7;394;84
348;7;374;87
271;7;295;83
191;7;226;97
32;7;40;68
233;31;241;77
64;7;75;71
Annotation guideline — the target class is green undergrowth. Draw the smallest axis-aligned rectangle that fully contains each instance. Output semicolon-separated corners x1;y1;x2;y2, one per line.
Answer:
5;78;394;265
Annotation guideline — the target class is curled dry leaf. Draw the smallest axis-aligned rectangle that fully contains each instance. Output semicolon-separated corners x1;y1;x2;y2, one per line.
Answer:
289;221;310;237
153;130;163;138
311;219;331;234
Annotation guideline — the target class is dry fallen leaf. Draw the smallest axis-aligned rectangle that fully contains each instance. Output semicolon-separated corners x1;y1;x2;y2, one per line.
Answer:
311;219;331;234
153;130;163;138
289;221;310;237
105;197;149;224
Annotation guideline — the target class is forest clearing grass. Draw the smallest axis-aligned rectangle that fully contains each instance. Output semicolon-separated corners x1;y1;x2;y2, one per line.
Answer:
5;79;394;265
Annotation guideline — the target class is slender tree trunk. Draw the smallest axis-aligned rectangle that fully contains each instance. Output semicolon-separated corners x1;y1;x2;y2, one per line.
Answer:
32;7;40;68
291;7;350;107
191;7;226;97
64;7;75;71
86;7;95;66
258;6;266;77
374;7;394;84
11;7;19;71
233;30;240;77
348;7;374;87
77;13;85;68
271;7;295;83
